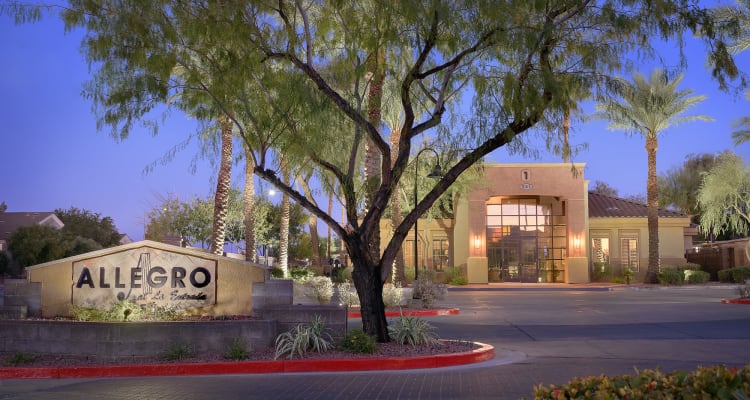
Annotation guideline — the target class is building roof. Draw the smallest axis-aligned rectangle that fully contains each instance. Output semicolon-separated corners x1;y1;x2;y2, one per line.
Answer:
588;192;687;218
0;212;64;241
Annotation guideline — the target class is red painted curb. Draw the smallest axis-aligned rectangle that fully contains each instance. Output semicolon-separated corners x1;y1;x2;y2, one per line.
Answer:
0;341;493;380
721;298;750;304
348;308;460;318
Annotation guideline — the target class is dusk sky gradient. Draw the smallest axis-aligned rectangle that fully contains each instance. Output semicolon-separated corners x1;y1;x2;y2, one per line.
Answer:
1;10;749;242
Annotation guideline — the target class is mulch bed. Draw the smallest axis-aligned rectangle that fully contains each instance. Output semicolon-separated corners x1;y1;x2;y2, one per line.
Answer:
0;340;480;368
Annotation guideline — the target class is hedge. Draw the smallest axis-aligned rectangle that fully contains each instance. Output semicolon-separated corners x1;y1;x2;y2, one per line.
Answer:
530;365;750;400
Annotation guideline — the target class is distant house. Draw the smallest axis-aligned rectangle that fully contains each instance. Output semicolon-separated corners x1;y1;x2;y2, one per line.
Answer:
0;212;64;252
119;234;134;245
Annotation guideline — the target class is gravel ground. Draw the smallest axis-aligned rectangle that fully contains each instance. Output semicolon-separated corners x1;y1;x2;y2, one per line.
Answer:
0;340;479;368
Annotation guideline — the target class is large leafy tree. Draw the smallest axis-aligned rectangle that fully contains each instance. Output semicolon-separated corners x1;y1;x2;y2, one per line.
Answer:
13;0;739;341
595;69;712;283
7;225;101;270
710;0;750;145
697;152;750;239
591;181;620;197
54;207;122;247
658;152;721;221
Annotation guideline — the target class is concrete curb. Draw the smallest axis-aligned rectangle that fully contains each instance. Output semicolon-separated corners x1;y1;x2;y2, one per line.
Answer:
347;308;460;318
0;341;494;380
721;298;750;304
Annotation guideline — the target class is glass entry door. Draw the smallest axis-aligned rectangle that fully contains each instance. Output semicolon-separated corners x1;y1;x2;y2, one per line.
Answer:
486;196;566;283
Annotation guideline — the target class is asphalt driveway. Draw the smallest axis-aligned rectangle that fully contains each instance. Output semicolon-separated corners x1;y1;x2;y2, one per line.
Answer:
1;285;748;400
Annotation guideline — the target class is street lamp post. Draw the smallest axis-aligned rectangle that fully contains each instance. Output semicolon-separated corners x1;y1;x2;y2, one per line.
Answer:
413;148;443;283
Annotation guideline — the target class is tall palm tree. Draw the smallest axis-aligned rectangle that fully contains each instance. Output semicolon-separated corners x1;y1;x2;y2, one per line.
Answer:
596;69;712;283
299;172;321;269
279;160;291;277
210;113;234;255
243;146;256;262
711;0;750;146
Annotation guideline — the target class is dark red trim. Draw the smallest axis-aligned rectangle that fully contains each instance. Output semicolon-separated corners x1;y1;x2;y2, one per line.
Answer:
347;308;460;318
721;298;750;304
0;341;492;379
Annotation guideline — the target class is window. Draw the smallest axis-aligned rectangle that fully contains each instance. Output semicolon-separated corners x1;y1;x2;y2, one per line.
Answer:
620;237;639;271
404;239;418;268
591;237;610;264
432;238;449;271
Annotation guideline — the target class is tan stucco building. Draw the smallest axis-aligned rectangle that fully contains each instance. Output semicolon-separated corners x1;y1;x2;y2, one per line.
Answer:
383;163;692;283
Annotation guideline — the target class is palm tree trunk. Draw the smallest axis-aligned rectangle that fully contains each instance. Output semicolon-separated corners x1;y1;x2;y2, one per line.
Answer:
327;190;333;264
300;175;321;268
243;147;256;262
645;136;660;283
562;108;570;163
210;114;233;255
279;163;291;277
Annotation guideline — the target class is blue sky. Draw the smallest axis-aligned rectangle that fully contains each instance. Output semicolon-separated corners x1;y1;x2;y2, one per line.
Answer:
1;12;749;241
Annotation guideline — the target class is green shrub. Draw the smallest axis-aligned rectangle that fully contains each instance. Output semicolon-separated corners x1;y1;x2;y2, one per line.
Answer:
658;269;684;285
450;276;468;285
388;314;439;346
225;337;249;360
339;328;377;354
3;352;38;366
661;263;701;272
334;267;352;283
444;267;468;285
529;365;750;400
70;301;182;322
717;266;750;283
336;281;360;307
0;251;9;275
160;343;194;361
382;283;403;308
591;262;612;282
290;266;314;282
412;270;447;309
270;266;284;278
274;315;334;359
404;267;415;282
308;276;334;304
70;304;108;321
718;269;733;283
684;270;710;284
731;266;750;283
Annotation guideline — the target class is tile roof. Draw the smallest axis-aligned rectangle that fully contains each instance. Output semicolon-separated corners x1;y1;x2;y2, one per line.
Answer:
588;192;686;218
0;212;61;241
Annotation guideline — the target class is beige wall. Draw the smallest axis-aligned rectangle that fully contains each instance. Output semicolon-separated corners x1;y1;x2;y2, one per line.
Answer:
379;218;454;271
27;241;266;318
589;216;690;275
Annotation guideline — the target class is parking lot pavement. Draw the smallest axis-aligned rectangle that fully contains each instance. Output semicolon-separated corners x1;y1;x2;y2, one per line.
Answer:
1;285;748;400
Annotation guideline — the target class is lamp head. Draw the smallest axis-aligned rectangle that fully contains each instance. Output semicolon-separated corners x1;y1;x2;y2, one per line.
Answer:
427;162;443;179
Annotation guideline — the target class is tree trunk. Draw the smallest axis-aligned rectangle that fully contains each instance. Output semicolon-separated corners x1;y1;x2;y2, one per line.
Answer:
327;191;333;263
300;175;321;268
389;127;405;286
363;49;385;282
562;108;570;163
349;243;389;342
243;147;256;262
279;164;291;277
645;136;660;283
210;114;233;255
